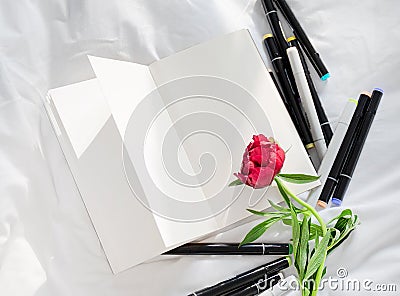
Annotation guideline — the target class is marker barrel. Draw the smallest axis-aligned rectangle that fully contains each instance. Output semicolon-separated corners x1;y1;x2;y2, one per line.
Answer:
287;46;327;161
228;273;283;296
317;93;370;208
273;0;329;79
259;275;298;296
288;37;333;145
262;0;288;58
264;35;290;103
264;35;314;149
163;243;292;256
269;70;287;106
187;257;290;296
307;99;357;206
332;89;383;206
261;0;301;107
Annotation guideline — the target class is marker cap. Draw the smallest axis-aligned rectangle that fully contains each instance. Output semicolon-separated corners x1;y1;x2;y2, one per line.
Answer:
317;200;327;208
305;143;315;149
321;73;331;81
263;33;273;40
331;198;342;206
348;98;358;105
264;34;282;60
337;99;358;126
361;91;372;98
287;36;296;42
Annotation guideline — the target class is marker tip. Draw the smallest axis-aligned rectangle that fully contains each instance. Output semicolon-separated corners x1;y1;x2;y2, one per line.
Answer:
321;73;331;81
361;91;372;97
373;87;384;94
331;198;342;206
317;200;327;208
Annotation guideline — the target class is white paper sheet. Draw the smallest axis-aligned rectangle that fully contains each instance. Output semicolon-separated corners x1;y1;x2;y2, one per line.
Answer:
46;29;319;273
1;0;400;295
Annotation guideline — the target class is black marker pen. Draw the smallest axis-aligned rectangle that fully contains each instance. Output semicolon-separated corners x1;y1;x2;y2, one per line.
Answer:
261;0;288;58
268;69;286;106
332;88;383;206
187;257;290;296
264;35;317;163
317;92;370;208
261;0;301;104
227;273;283;296
288;36;333;146
273;0;330;80
163;243;292;256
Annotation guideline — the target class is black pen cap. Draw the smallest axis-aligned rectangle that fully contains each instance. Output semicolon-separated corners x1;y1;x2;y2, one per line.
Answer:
367;88;384;115
263;34;281;60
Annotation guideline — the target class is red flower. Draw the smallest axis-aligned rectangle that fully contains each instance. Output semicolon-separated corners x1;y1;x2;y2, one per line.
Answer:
234;135;285;188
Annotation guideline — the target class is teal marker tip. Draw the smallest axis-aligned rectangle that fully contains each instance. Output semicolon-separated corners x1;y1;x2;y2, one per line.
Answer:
321;73;331;81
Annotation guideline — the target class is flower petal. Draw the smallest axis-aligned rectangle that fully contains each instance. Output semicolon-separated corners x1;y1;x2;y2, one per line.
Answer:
234;173;248;185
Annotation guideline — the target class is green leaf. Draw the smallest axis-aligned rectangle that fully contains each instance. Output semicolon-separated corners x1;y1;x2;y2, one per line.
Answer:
334;217;350;233
284;145;292;154
314;234;319;250
240;217;281;246
304;230;330;280
275;177;302;258
268;200;290;212
246;209;286;218
290;205;300;259
330;228;341;242
330;211;357;239
282;218;292;226
327;230;354;255
229;179;244;186
327;214;360;255
275;177;292;207
322;266;327;278
275;177;303;212
277;174;319;184
247;209;290;219
303;286;311;296
310;224;323;240
327;209;353;225
298;216;310;280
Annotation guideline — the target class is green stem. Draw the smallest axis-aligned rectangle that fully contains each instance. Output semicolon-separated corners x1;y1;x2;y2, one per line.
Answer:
275;177;327;235
275;176;328;296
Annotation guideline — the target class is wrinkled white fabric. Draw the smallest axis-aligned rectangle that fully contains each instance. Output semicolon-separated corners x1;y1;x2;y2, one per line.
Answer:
0;0;399;295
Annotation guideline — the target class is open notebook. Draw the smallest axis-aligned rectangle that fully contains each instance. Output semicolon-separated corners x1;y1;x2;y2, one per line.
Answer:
45;29;319;273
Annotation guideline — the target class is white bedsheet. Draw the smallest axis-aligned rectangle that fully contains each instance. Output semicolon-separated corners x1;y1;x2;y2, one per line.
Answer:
1;0;400;295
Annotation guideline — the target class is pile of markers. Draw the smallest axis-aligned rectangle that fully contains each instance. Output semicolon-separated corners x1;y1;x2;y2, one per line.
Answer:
165;0;383;295
164;243;293;296
310;89;383;208
261;0;383;208
263;0;332;169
